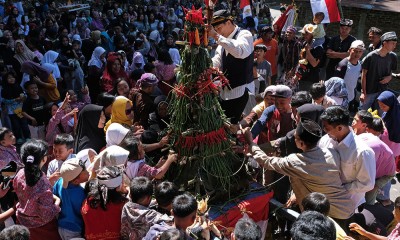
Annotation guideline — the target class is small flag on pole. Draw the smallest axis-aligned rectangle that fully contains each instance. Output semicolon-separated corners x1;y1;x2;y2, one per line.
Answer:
310;0;341;23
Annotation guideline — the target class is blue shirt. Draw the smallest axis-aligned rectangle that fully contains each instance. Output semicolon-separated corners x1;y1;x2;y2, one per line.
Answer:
53;178;86;232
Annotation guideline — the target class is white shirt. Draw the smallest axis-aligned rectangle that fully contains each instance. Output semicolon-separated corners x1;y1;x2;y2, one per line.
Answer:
343;60;362;101
319;130;376;208
46;154;76;177
212;26;254;100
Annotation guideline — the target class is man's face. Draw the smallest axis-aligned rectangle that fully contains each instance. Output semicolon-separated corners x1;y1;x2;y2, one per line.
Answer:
214;22;229;37
349;48;364;61
368;32;381;45
303;32;313;43
339;26;351;37
275;97;291;113
285;31;295;41
383;40;397;52
322;121;341;141
261;32;273;42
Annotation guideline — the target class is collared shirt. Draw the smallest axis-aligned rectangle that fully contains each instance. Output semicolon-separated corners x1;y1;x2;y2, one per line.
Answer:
212;26;254;100
319;131;376;208
250;144;355;219
357;133;395;178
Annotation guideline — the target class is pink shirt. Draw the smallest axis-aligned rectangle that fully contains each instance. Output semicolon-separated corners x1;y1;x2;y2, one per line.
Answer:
13;169;60;228
388;223;400;240
381;129;400;157
358;133;395;178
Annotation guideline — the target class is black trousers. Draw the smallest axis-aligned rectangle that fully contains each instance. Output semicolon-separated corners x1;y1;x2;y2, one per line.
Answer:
219;90;249;124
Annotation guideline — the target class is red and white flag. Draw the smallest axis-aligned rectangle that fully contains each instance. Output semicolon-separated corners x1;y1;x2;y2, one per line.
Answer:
310;0;341;23
241;0;252;18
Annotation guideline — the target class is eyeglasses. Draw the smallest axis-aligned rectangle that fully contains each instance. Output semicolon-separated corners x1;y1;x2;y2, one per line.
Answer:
125;108;133;115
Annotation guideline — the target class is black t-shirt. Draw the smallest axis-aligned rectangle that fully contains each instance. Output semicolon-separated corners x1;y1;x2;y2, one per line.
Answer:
302;45;324;83
326;34;356;78
22;96;47;126
362;50;398;94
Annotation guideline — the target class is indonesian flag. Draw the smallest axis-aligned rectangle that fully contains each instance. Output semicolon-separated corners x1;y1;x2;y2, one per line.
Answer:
240;0;250;9
310;0;341;23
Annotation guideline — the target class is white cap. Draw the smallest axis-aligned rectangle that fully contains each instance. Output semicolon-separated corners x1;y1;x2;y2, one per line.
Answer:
350;40;365;50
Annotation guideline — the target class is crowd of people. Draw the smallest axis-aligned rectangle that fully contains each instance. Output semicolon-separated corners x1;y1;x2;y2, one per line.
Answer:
0;0;399;239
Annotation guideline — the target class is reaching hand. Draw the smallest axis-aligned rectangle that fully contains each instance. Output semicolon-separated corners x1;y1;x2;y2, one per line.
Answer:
349;222;368;236
60;92;71;110
242;127;253;145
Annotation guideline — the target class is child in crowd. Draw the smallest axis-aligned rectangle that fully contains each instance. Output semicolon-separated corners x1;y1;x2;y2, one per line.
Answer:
144;193;198;239
310;82;336;109
254;44;271;91
252;61;264;98
119;135;177;180
152;181;179;215
53;158;89;240
22;81;47;140
47;134;76;185
12;140;61;240
68;86;91;111
312;12;326;47
82;166;128;240
1;72;30;144
121;177;172;239
0;127;22;169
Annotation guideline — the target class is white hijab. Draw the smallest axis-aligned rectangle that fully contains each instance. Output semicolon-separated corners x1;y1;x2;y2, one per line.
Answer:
168;48;181;65
106;123;130;147
88;46;106;69
41;50;61;79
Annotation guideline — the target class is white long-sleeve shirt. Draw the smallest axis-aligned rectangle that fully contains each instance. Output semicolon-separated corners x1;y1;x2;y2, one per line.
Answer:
212;26;254;100
319;130;376;208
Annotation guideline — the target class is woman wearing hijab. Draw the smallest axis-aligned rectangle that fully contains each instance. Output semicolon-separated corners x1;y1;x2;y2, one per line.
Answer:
88;46;107;102
154;49;176;96
104;96;134;132
12;40;40;80
325;77;349;108
90;10;105;31
377;91;400;143
74;104;107;153
129;73;159;129
41;50;61;80
168;48;181;66
149;95;170;132
70;18;90;40
106;123;130;147
21;61;60;102
101;54;129;93
89;145;129;178
100;31;114;52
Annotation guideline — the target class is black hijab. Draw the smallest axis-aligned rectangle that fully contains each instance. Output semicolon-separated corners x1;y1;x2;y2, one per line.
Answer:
1;74;24;99
74;104;106;153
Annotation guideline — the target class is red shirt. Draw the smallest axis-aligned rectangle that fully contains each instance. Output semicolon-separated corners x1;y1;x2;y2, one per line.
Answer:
254;38;279;76
81;199;126;240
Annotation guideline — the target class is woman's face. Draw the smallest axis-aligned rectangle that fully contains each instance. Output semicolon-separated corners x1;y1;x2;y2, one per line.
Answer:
149;13;154;21
98;110;106;128
61;28;69;36
378;100;390;112
166;37;174;46
62;37;69;46
4;31;12;39
100;53;106;62
117;81;130;97
12;8;18;15
158;102;168;118
7;74;16;84
125;102;134;120
111;59;121;74
51;105;59;116
15;42;24;54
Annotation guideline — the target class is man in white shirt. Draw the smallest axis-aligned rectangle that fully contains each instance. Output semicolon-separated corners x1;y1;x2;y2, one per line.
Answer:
209;10;254;124
319;106;376;209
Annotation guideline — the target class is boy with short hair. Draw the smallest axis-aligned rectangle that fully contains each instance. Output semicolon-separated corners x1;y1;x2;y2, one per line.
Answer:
152;181;179;215
22;81;47;140
254;44;272;89
144;193;198;240
310;82;336;109
120;176;172;240
47;133;76;185
53;158;89;240
312;12;326;47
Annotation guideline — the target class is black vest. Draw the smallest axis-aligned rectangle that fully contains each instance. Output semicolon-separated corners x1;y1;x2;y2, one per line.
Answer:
221;29;254;89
